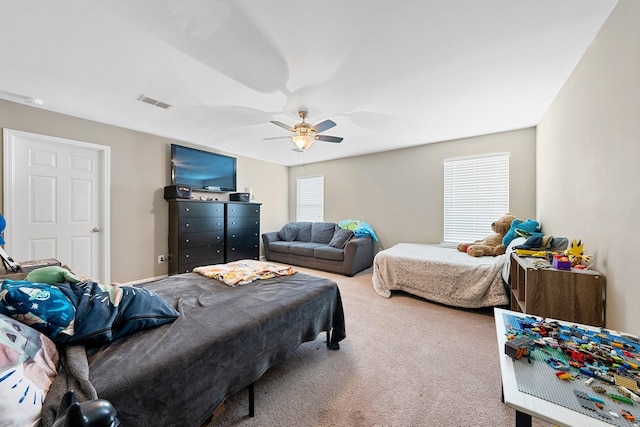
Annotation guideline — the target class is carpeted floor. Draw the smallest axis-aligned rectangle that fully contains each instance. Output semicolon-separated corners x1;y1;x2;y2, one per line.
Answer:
205;266;551;427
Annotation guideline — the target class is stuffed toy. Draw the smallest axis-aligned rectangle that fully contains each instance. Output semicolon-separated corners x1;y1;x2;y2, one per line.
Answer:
502;218;542;247
25;265;81;284
52;390;119;427
456;213;517;257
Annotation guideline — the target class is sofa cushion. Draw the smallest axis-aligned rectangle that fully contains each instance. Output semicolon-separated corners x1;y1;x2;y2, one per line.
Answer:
289;242;325;257
314;246;345;261
276;223;299;241
291;222;312;242
269;241;292;254
311;222;337;244
329;228;354;248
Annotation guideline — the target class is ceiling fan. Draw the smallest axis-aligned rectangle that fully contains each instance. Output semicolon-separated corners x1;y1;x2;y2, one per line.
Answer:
265;111;343;151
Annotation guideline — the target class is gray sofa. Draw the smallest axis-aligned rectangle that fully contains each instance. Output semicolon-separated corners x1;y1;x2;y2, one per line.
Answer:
262;221;374;276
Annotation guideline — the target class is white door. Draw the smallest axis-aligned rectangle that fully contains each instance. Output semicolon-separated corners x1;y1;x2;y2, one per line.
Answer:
3;129;110;284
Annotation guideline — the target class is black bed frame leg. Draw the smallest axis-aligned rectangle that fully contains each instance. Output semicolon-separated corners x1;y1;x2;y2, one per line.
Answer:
248;383;255;417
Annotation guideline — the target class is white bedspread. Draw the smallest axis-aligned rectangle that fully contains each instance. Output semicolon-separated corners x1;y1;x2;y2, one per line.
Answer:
372;243;509;308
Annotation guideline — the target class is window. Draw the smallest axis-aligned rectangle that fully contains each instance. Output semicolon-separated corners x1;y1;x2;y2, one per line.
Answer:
296;175;324;222
443;153;509;243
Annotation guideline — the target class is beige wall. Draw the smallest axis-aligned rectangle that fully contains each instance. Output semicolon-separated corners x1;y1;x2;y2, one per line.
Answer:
0;100;289;282
288;128;536;254
537;0;639;334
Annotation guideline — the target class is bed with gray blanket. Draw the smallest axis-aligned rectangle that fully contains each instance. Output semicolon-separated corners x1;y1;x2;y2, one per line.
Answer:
372;243;509;308
42;271;346;426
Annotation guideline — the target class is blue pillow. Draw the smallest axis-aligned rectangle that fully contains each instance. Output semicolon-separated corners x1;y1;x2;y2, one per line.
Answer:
0;280;76;341
55;281;179;346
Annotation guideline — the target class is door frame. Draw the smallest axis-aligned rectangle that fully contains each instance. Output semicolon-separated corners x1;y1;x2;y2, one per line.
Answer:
2;128;111;284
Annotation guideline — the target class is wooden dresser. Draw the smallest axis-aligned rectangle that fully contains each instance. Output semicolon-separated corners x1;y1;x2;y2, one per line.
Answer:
509;253;605;326
168;200;261;274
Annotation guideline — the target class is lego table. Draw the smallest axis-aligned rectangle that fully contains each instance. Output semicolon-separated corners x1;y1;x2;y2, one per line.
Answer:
494;308;637;427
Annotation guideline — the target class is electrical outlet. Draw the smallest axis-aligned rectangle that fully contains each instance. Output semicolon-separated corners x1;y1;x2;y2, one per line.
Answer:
158;255;166;264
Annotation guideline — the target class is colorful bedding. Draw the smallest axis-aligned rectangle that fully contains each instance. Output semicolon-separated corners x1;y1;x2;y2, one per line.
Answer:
193;260;296;286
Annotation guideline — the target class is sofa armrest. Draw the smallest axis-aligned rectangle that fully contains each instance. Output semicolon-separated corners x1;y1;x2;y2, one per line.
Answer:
343;236;374;276
261;232;281;260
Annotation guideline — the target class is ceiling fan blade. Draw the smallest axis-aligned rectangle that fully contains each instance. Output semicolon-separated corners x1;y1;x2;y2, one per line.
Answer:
270;120;294;132
311;119;336;133
316;135;343;143
263;136;291;140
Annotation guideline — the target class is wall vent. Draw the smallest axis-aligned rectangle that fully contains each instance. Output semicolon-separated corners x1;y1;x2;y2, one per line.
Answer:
137;94;172;110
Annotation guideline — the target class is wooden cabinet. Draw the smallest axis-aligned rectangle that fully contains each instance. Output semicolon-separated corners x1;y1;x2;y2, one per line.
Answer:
509;253;605;327
168;200;261;274
225;202;260;262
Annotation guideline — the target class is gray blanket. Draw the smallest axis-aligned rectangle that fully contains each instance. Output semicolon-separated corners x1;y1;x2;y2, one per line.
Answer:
42;272;345;426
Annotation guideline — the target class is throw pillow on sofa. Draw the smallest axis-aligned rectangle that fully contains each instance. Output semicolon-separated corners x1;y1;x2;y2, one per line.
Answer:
277;223;299;241
329;228;354;248
311;222;337;244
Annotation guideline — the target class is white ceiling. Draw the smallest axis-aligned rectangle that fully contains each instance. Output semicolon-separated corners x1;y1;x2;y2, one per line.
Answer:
0;0;617;166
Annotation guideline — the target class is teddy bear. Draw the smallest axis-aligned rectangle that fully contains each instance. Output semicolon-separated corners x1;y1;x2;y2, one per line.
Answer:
456;213;517;257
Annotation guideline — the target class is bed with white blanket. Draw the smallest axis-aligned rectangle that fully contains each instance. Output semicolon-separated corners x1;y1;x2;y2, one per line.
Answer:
372;243;509;308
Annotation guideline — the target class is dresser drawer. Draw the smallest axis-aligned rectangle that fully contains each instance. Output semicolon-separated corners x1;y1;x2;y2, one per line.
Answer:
226;230;259;244
227;239;259;252
226;204;260;218
176;202;224;218
178;231;224;248
226;219;259;232
177;256;224;274
178;246;224;264
179;217;224;233
226;243;259;262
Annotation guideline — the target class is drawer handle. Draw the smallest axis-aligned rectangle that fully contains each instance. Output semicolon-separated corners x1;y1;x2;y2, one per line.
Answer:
185;254;190;258
185;239;190;243
185;223;190;227
185;208;190;212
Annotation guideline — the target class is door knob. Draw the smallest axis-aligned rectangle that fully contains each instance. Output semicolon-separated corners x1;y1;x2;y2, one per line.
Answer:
92;227;101;232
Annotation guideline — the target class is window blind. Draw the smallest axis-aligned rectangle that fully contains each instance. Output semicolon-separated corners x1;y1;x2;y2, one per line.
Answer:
443;153;509;243
296;175;324;222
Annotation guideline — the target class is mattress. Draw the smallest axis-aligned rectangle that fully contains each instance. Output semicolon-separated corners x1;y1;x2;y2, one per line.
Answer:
372;243;509;308
44;271;345;427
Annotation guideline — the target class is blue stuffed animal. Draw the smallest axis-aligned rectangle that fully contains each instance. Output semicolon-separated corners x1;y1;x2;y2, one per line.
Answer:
502;218;542;247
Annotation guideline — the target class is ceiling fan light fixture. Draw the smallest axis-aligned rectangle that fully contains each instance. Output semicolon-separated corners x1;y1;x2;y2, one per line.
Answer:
292;134;315;150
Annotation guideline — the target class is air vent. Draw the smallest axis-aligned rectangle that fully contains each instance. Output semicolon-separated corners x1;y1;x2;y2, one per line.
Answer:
137;94;172;110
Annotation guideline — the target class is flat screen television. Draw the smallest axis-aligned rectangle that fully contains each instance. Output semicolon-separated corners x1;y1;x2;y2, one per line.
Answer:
171;144;237;192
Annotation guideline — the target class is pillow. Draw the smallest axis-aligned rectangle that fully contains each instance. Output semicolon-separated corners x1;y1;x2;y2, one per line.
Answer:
277;223;299;241
25;265;81;284
311;222;337;244
329;228;354;248
55;281;180;346
0;312;59;427
0;280;76;342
